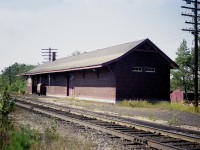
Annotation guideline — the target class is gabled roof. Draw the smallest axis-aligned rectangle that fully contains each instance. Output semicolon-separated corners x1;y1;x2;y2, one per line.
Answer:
25;38;178;75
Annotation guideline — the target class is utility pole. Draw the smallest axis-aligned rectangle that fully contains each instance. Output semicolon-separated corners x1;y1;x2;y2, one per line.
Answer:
41;47;57;63
8;67;11;85
182;0;199;109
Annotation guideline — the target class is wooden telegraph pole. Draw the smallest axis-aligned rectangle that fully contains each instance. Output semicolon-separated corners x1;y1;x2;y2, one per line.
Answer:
182;0;199;109
41;47;57;63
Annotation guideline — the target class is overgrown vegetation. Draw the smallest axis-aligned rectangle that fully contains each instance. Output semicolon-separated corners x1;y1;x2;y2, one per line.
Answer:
3;126;38;150
0;89;94;150
0;88;15;149
0;63;35;93
170;40;200;100
171;40;194;94
168;113;180;126
118;100;200;114
2;123;94;150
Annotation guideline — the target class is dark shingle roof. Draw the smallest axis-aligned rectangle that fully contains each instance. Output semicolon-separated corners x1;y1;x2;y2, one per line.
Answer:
25;39;177;75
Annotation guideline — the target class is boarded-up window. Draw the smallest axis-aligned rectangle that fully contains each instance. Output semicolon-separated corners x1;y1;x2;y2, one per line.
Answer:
132;67;142;72
145;68;155;73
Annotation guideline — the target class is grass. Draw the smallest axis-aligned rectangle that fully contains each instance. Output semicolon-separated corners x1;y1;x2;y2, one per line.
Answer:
118;100;200;115
3;124;95;150
168;113;180;126
148;115;157;122
20;93;200;114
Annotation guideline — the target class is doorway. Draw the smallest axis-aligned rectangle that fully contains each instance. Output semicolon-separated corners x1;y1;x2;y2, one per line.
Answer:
67;73;74;96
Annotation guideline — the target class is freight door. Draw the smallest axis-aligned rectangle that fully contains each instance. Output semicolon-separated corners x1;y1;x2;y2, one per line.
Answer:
32;76;38;94
69;78;74;96
67;74;74;96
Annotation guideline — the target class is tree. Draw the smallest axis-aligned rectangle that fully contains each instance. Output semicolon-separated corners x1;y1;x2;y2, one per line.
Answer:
0;63;35;92
71;50;81;56
171;40;194;99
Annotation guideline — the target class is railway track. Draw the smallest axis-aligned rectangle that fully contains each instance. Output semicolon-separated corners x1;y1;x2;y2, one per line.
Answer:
15;97;200;150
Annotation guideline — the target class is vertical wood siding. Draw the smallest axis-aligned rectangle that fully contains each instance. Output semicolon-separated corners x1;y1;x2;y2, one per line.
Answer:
115;50;170;101
27;48;172;102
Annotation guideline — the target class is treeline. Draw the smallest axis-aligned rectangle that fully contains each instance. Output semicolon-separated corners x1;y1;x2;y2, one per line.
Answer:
0;63;35;93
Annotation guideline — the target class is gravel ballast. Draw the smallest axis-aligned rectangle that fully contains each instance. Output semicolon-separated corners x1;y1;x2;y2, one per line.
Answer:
12;108;134;150
26;94;200;130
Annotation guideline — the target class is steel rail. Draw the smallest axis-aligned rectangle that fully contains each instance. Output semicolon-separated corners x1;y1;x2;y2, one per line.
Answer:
16;102;179;150
15;97;200;144
15;99;200;150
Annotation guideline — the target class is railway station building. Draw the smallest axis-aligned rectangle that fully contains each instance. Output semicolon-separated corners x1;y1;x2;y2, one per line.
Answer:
24;39;178;103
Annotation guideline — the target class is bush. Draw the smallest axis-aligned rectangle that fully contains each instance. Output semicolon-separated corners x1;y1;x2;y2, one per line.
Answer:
2;126;40;150
0;88;15;149
8;80;26;94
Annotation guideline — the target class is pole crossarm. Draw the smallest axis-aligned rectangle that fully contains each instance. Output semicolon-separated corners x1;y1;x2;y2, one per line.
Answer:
181;6;200;11
41;47;58;63
181;13;200;18
182;0;200;4
182;28;200;33
185;21;200;25
182;28;196;32
42;49;57;51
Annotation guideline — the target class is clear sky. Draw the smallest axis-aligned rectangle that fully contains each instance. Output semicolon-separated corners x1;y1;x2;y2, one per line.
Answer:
0;0;194;72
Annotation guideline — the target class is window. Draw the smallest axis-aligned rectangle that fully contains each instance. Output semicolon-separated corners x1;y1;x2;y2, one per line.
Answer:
132;67;142;72
145;67;155;73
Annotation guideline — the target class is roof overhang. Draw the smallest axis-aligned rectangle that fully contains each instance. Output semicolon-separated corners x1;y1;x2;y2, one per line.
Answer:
23;64;102;76
103;39;178;69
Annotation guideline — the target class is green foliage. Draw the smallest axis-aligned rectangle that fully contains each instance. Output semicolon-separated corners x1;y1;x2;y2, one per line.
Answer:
9;80;26;94
119;100;150;108
2;119;58;150
0;89;15;149
0;63;35;93
168;113;180;126
0;88;15;127
3;127;38;150
148;115;157;121
3;123;95;150
171;39;200;100
118;100;200;114
71;50;81;56
44;119;58;149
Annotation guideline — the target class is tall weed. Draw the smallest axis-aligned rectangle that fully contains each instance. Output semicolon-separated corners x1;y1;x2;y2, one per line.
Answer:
118;100;200;114
0;88;15;149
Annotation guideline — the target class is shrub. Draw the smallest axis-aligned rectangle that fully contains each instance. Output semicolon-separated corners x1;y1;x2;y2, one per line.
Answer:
3;127;36;150
0;88;15;149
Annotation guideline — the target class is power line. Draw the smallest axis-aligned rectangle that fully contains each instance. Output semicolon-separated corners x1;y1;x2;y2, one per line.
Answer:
155;34;193;44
